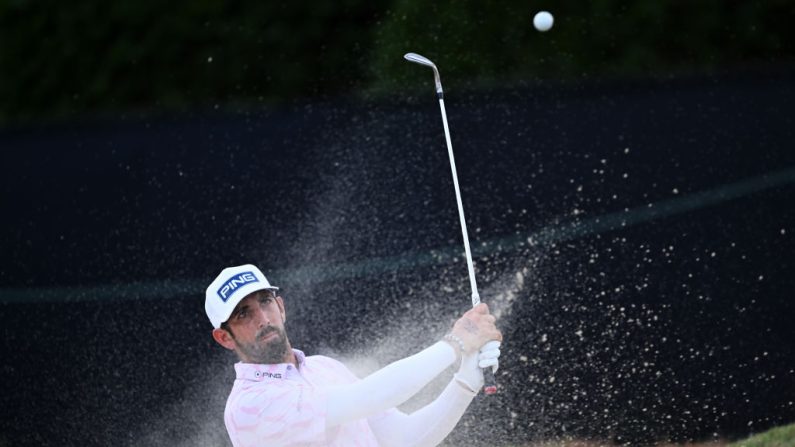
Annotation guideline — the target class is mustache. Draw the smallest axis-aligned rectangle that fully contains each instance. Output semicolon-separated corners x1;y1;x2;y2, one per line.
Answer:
257;327;279;340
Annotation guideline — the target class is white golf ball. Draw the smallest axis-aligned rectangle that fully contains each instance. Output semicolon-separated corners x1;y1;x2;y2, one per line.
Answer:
533;11;554;32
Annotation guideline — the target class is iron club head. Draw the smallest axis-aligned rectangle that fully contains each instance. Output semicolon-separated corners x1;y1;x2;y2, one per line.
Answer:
404;52;443;97
404;52;436;68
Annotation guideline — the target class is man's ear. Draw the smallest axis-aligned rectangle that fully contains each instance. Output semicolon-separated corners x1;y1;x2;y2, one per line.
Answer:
212;327;236;351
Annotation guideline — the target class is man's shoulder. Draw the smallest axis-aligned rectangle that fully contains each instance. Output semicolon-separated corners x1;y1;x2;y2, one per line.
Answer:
304;354;361;383
305;354;348;369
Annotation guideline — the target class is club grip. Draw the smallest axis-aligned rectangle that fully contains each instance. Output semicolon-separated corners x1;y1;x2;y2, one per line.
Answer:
482;365;498;395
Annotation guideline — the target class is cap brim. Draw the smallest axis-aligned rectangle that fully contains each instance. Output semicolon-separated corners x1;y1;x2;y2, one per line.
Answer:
214;283;279;328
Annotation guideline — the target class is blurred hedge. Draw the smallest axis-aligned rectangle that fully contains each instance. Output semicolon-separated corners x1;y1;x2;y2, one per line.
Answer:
0;0;388;124
1;0;794;126
369;0;795;92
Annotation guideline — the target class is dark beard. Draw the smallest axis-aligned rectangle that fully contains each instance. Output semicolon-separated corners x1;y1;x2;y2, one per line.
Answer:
237;326;290;364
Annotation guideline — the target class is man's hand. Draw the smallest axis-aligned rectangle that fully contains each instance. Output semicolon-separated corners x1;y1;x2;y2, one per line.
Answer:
454;341;501;393
450;303;502;355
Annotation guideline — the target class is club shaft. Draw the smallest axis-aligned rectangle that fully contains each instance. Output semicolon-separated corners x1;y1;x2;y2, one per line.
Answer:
438;99;480;307
439;98;497;394
405;52;497;394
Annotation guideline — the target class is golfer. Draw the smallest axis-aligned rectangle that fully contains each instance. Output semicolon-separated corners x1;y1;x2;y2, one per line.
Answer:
206;264;503;447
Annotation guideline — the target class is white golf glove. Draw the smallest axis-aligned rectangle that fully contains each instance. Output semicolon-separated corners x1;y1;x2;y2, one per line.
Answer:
454;340;501;393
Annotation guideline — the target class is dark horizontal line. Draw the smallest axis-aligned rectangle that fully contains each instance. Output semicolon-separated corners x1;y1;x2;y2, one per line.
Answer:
1;166;793;304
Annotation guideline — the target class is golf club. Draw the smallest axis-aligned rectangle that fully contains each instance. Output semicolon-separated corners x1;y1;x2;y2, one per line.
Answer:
404;52;498;395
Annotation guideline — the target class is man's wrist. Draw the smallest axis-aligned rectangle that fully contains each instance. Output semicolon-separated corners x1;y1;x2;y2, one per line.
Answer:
453;372;480;395
443;333;465;367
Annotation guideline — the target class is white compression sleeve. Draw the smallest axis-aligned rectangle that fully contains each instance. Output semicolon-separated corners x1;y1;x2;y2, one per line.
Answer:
368;379;475;447
326;341;457;427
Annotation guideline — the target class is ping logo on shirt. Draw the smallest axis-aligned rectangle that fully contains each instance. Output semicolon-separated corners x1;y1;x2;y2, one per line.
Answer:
254;371;283;379
217;271;260;302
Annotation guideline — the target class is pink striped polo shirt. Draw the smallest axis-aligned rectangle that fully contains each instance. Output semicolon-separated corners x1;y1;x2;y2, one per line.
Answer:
224;349;393;447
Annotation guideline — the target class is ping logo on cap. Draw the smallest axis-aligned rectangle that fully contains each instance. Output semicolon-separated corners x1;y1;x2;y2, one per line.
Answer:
217;271;260;302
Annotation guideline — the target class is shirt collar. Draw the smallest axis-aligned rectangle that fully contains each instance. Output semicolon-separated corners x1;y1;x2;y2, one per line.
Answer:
234;349;307;382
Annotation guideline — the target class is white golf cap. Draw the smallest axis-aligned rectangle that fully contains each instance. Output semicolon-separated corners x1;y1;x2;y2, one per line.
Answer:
205;264;279;328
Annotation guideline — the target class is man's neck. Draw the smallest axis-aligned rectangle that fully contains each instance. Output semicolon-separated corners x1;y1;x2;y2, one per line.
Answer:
239;345;298;367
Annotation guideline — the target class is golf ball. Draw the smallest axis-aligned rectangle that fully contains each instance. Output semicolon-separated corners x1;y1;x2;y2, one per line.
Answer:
533;11;554;32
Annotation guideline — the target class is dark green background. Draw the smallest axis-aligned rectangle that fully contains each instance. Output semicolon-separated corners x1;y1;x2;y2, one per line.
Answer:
2;0;794;125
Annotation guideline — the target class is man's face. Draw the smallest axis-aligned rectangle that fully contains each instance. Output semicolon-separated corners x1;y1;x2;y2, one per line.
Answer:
215;290;291;364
